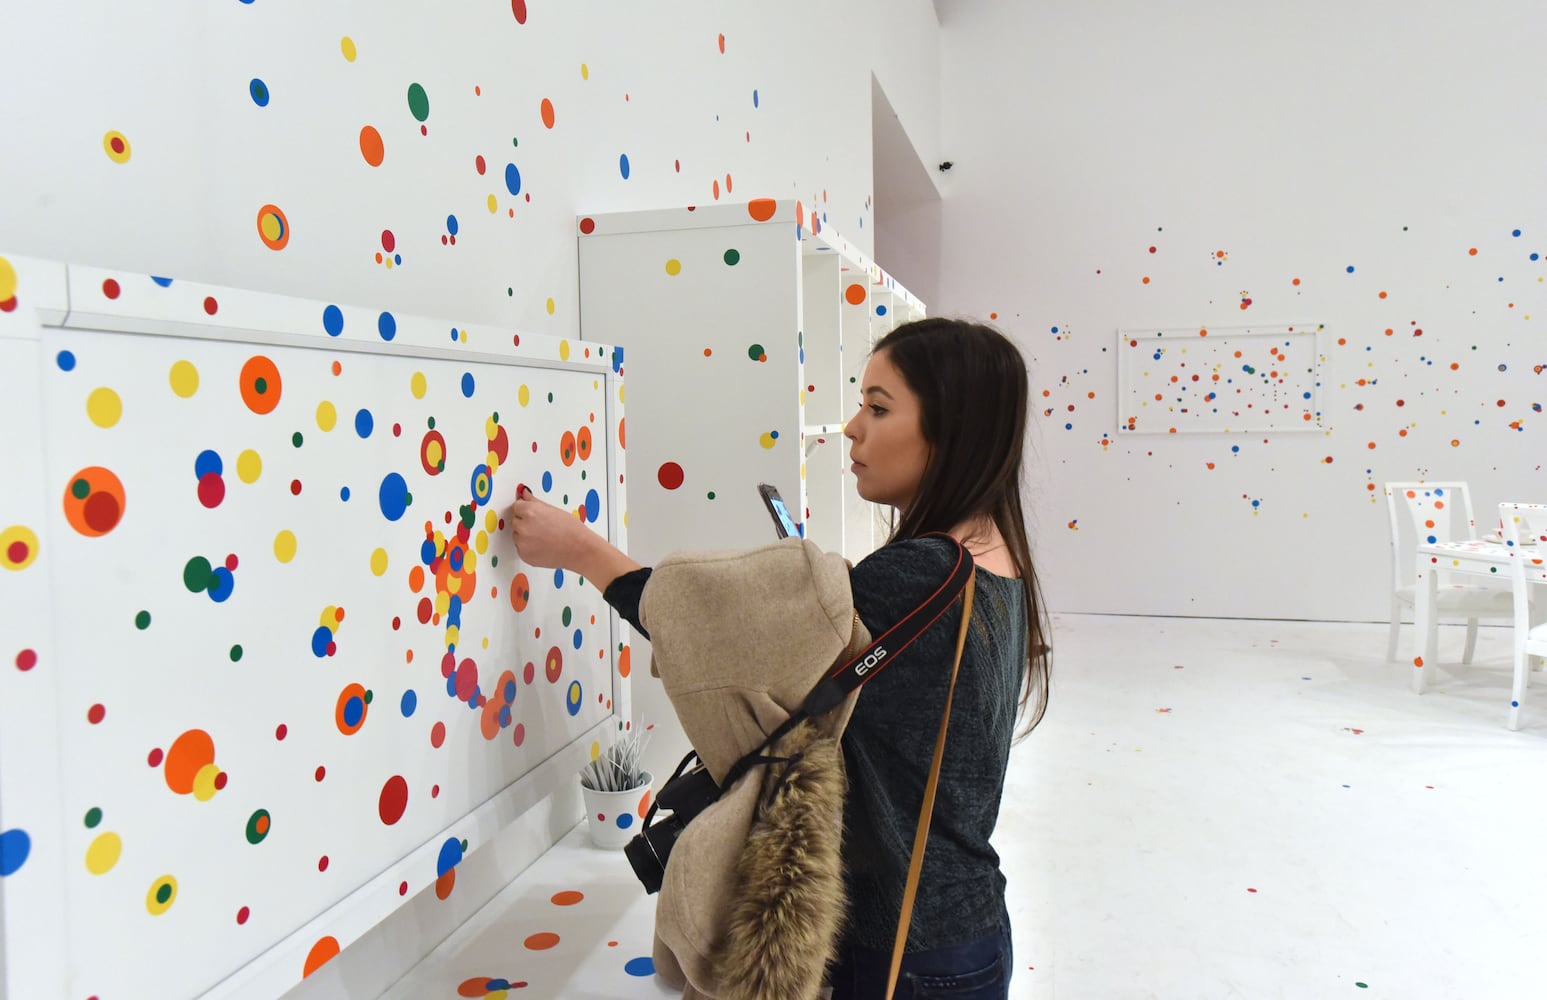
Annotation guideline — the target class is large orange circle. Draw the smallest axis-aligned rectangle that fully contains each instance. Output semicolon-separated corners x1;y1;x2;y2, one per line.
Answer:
240;356;283;414
845;283;867;306
63;466;126;537
747;198;777;222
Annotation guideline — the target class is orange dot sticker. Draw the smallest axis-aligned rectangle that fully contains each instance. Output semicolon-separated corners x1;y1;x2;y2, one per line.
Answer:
240;356;283;414
524;932;560;950
747;198;777;222
164;729;216;795
551;890;584;906
63;466;126;537
303;935;341;978
560;430;577;467
576;425;593;460
540;97;556;129
359;125;385;167
844;283;867;306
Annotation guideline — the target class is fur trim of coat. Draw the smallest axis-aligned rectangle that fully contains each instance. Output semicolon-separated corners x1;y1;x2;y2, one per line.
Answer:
715;718;848;1000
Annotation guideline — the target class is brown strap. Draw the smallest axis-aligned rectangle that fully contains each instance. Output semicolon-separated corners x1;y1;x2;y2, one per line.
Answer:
886;570;976;1000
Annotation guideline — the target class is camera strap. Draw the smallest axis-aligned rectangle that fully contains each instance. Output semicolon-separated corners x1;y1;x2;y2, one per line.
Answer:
714;533;975;795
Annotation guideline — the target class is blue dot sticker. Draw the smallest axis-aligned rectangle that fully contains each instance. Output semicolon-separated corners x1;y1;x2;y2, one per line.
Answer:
323;305;344;336
619;153;630;179
505;163;521;196
378;312;397;341
250;78;270;107
460;372;475;397
379;472;410;521
355;408;374;438
0;828;32;877
56;350;76;371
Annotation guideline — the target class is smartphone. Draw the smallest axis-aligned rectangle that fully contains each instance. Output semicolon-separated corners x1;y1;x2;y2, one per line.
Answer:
757;483;802;539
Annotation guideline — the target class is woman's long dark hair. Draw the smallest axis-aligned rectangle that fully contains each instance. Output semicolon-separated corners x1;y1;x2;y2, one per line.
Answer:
872;317;1050;737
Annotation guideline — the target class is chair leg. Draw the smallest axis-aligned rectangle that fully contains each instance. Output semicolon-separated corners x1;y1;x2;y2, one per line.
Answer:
1386;600;1401;663
1462;619;1479;665
1509;646;1528;732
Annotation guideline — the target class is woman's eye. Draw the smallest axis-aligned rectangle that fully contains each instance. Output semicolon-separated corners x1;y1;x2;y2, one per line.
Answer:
869;405;887;416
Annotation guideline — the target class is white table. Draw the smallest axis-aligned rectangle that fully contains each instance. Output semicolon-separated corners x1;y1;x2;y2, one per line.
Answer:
1411;539;1514;693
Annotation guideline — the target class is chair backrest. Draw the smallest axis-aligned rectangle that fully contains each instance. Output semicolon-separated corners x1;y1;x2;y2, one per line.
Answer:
1498;502;1547;591
1383;481;1480;590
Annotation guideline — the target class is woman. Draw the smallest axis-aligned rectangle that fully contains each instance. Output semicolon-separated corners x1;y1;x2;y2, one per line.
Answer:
511;317;1050;999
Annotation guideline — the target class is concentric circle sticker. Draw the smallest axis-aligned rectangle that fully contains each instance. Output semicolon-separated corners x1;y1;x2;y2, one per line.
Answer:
257;205;290;250
146;874;178;915
104;131;131;163
240;356;283;414
2;525;40;571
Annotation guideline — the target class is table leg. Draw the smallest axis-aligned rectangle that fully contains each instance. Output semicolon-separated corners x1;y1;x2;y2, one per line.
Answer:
1412;558;1438;694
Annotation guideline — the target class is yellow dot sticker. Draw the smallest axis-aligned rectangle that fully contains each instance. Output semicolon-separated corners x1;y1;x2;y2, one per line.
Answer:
316;400;337;431
370;547;389;576
518;384;530;407
411;372;427;399
87;387;122;428
237;450;262;484
665;258;682;276
0;255;17;302
169;360;199;398
274;530;297;563
85;832;122;875
341;36;357;62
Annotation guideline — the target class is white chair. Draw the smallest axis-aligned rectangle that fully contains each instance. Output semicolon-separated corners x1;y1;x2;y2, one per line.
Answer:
1383;482;1513;664
1499;502;1547;730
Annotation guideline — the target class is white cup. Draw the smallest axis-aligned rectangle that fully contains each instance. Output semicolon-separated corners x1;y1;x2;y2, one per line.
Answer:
581;771;653;849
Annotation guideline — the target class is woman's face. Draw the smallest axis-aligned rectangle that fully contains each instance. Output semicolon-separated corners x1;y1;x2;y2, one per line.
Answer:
844;350;930;511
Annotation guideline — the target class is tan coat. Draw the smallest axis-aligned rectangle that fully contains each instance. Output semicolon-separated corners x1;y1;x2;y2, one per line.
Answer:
638;539;871;1000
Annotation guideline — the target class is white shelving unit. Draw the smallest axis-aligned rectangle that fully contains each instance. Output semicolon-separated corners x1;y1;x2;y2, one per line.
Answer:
577;200;926;571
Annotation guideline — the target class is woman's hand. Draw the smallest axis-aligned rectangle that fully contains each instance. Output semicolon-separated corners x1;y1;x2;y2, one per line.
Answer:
509;484;595;570
509;484;642;591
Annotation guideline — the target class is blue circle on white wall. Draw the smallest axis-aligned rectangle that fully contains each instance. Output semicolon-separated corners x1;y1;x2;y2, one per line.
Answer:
505;163;521;196
401;690;417;717
57;350;76;371
461;372;475;397
355;409;374;438
249;79;270;107
542;471;553;492
584;489;600;522
447;215;459;237
378;312;397;341
151;276;173;287
624;957;655;978
619;153;630;179
323;305;344;336
0;828;32;876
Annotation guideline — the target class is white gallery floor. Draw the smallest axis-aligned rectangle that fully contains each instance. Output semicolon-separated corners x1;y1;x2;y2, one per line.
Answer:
1002;613;1547;1000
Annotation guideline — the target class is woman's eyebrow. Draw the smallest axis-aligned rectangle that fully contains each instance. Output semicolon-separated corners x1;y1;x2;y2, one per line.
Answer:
862;386;895;399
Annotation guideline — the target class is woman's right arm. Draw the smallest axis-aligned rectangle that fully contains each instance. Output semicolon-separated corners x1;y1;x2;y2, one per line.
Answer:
509;485;651;637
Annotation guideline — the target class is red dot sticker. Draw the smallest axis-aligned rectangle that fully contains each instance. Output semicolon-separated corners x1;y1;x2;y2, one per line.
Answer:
657;462;684;490
379;775;408;825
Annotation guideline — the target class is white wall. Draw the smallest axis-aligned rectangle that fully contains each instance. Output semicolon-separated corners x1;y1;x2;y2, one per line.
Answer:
936;0;1547;622
0;0;941;336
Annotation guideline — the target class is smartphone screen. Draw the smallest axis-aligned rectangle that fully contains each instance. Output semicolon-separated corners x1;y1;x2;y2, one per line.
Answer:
758;484;801;539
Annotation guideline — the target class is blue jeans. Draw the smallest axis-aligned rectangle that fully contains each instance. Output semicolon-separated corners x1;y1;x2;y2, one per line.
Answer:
827;920;1013;999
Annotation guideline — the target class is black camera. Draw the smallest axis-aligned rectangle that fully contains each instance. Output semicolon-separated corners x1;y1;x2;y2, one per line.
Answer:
624;753;722;894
